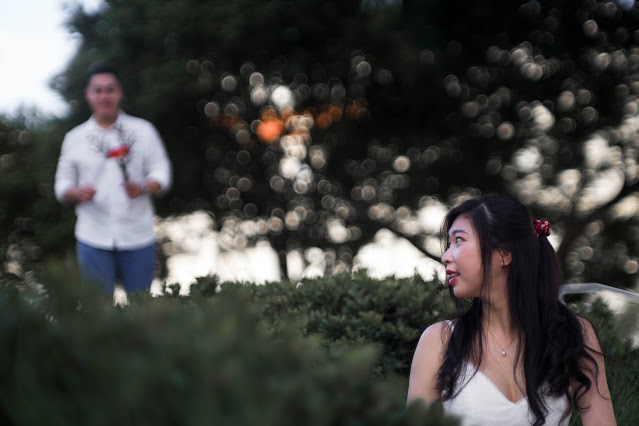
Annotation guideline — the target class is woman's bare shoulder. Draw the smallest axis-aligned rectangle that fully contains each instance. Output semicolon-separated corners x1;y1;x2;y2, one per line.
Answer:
574;315;600;347
407;320;454;404
417;320;454;353
572;317;616;424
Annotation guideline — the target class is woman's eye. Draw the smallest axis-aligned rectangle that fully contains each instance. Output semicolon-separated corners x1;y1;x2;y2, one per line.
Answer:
455;237;463;244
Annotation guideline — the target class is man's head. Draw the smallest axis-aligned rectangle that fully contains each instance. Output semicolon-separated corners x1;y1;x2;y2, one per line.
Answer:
85;62;123;125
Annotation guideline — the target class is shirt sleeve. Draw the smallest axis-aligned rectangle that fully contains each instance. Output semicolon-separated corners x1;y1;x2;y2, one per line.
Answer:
143;122;172;194
54;134;77;204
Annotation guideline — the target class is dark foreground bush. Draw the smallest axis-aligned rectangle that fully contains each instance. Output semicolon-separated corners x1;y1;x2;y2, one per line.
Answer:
0;275;457;426
177;272;639;425
200;270;453;378
2;269;638;425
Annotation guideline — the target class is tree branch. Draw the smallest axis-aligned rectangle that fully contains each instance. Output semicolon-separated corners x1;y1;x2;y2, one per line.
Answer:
350;198;443;263
557;181;639;260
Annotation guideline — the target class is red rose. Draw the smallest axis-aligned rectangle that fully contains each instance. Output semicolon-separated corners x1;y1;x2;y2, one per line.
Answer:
107;145;130;159
106;145;131;181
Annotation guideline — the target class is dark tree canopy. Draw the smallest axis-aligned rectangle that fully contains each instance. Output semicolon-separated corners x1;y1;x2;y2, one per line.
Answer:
3;0;639;287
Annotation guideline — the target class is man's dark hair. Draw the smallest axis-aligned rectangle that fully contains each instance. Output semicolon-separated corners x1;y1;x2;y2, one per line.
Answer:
87;62;120;84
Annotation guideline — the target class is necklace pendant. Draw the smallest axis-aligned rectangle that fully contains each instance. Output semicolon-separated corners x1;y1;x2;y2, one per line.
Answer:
501;350;507;357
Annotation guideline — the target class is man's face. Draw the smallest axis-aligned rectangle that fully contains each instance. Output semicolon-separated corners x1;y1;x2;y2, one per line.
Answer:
85;73;123;122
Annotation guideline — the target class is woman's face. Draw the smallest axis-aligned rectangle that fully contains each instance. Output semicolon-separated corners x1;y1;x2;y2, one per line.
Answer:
441;215;484;299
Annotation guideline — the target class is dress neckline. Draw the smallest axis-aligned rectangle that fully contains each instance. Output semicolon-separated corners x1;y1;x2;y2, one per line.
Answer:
465;361;527;405
446;321;528;405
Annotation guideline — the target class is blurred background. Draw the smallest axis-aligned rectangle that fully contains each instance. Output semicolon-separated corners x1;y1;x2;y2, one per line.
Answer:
3;0;639;299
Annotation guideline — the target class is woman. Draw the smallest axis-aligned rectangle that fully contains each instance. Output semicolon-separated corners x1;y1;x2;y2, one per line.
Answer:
407;195;615;425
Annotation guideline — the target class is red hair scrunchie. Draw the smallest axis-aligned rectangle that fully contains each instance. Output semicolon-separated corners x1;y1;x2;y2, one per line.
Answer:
534;219;550;238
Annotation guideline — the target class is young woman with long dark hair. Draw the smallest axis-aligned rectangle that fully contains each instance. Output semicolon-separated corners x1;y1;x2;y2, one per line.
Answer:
407;195;615;425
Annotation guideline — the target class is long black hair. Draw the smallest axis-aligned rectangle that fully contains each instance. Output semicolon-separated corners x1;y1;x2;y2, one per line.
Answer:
437;195;599;426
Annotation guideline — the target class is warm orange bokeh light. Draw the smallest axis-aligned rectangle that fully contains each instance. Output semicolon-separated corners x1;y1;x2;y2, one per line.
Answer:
212;114;245;131
214;102;349;146
261;107;279;120
345;98;367;119
256;119;285;144
329;103;343;121
316;113;332;129
304;107;318;118
280;106;295;120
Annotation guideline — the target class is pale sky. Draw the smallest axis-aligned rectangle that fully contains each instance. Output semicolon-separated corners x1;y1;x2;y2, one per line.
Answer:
0;0;103;118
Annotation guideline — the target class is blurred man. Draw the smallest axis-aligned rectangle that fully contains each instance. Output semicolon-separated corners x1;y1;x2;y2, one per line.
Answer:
54;62;172;302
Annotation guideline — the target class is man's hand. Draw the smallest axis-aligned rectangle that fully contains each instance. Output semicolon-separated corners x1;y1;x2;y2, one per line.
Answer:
64;186;96;203
124;180;161;199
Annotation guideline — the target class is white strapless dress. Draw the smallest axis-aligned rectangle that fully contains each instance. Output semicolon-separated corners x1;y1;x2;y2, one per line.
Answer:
442;361;571;426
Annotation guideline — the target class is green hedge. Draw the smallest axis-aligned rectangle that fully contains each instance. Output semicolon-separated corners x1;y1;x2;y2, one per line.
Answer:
191;270;453;378
168;272;639;425
1;269;637;425
0;272;456;426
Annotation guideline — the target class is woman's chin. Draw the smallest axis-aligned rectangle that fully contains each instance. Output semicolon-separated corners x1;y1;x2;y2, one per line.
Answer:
452;287;473;299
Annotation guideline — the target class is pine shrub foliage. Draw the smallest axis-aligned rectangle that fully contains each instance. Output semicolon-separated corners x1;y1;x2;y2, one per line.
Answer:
1;269;637;425
0;271;456;426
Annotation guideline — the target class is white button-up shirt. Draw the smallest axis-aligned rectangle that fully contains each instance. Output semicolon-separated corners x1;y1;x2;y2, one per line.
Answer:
54;112;172;250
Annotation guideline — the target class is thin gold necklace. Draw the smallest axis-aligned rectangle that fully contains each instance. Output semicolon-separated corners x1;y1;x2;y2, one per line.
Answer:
485;327;515;357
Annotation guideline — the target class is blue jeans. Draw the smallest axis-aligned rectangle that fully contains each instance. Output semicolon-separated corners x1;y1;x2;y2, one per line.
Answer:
76;241;156;294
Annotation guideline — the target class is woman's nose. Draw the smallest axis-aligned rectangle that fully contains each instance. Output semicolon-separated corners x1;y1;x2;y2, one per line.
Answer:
441;246;451;264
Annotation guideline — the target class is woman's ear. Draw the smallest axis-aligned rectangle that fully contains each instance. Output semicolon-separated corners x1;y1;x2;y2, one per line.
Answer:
497;249;512;267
